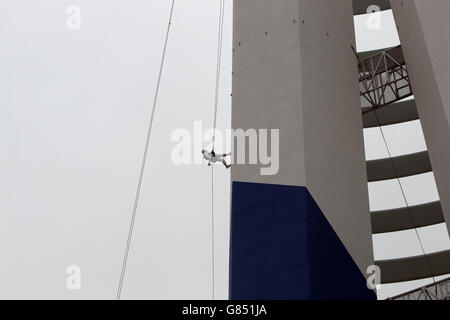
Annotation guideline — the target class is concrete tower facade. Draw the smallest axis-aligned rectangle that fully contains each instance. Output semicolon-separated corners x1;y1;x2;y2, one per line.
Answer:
229;0;376;299
390;0;450;237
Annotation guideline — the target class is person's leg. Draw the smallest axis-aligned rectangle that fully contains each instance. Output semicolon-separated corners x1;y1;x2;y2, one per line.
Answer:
222;159;231;169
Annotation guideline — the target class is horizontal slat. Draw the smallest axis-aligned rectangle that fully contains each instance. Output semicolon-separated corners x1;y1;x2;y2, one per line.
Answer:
376;250;450;284
353;0;391;15
363;100;419;128
367;151;432;182
371;201;445;234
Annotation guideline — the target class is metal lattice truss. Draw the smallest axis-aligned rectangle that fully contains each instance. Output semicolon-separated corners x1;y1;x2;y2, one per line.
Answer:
358;46;413;113
388;277;450;300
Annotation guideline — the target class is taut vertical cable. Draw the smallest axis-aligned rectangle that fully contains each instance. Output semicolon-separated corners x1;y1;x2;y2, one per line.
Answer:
212;0;226;151
116;0;176;300
211;166;215;300
210;0;226;301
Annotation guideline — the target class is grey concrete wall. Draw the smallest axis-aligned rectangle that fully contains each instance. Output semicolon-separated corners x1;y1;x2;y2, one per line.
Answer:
232;0;306;187
232;0;374;275
390;0;450;236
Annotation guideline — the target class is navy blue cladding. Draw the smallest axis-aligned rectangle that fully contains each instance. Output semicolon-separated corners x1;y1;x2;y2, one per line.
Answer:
230;181;376;300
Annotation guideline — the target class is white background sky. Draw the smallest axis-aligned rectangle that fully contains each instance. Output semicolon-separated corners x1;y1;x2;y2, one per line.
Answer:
0;1;448;300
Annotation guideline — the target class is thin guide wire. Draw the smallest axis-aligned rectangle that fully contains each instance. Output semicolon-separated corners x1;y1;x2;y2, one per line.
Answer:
116;0;176;300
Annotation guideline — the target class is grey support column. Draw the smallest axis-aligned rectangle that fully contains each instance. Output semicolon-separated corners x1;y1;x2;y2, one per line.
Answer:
390;0;450;236
230;0;375;299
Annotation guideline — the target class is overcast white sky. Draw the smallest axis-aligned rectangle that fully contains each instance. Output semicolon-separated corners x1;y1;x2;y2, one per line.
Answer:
0;2;448;300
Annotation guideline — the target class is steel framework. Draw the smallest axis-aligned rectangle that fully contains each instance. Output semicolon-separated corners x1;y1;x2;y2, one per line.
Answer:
388;277;450;300
358;46;413;114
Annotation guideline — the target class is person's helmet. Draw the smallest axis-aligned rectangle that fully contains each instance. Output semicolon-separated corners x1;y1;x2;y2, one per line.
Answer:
211;151;216;157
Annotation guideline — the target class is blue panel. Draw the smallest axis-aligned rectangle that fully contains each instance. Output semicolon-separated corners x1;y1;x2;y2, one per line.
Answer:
230;181;376;300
